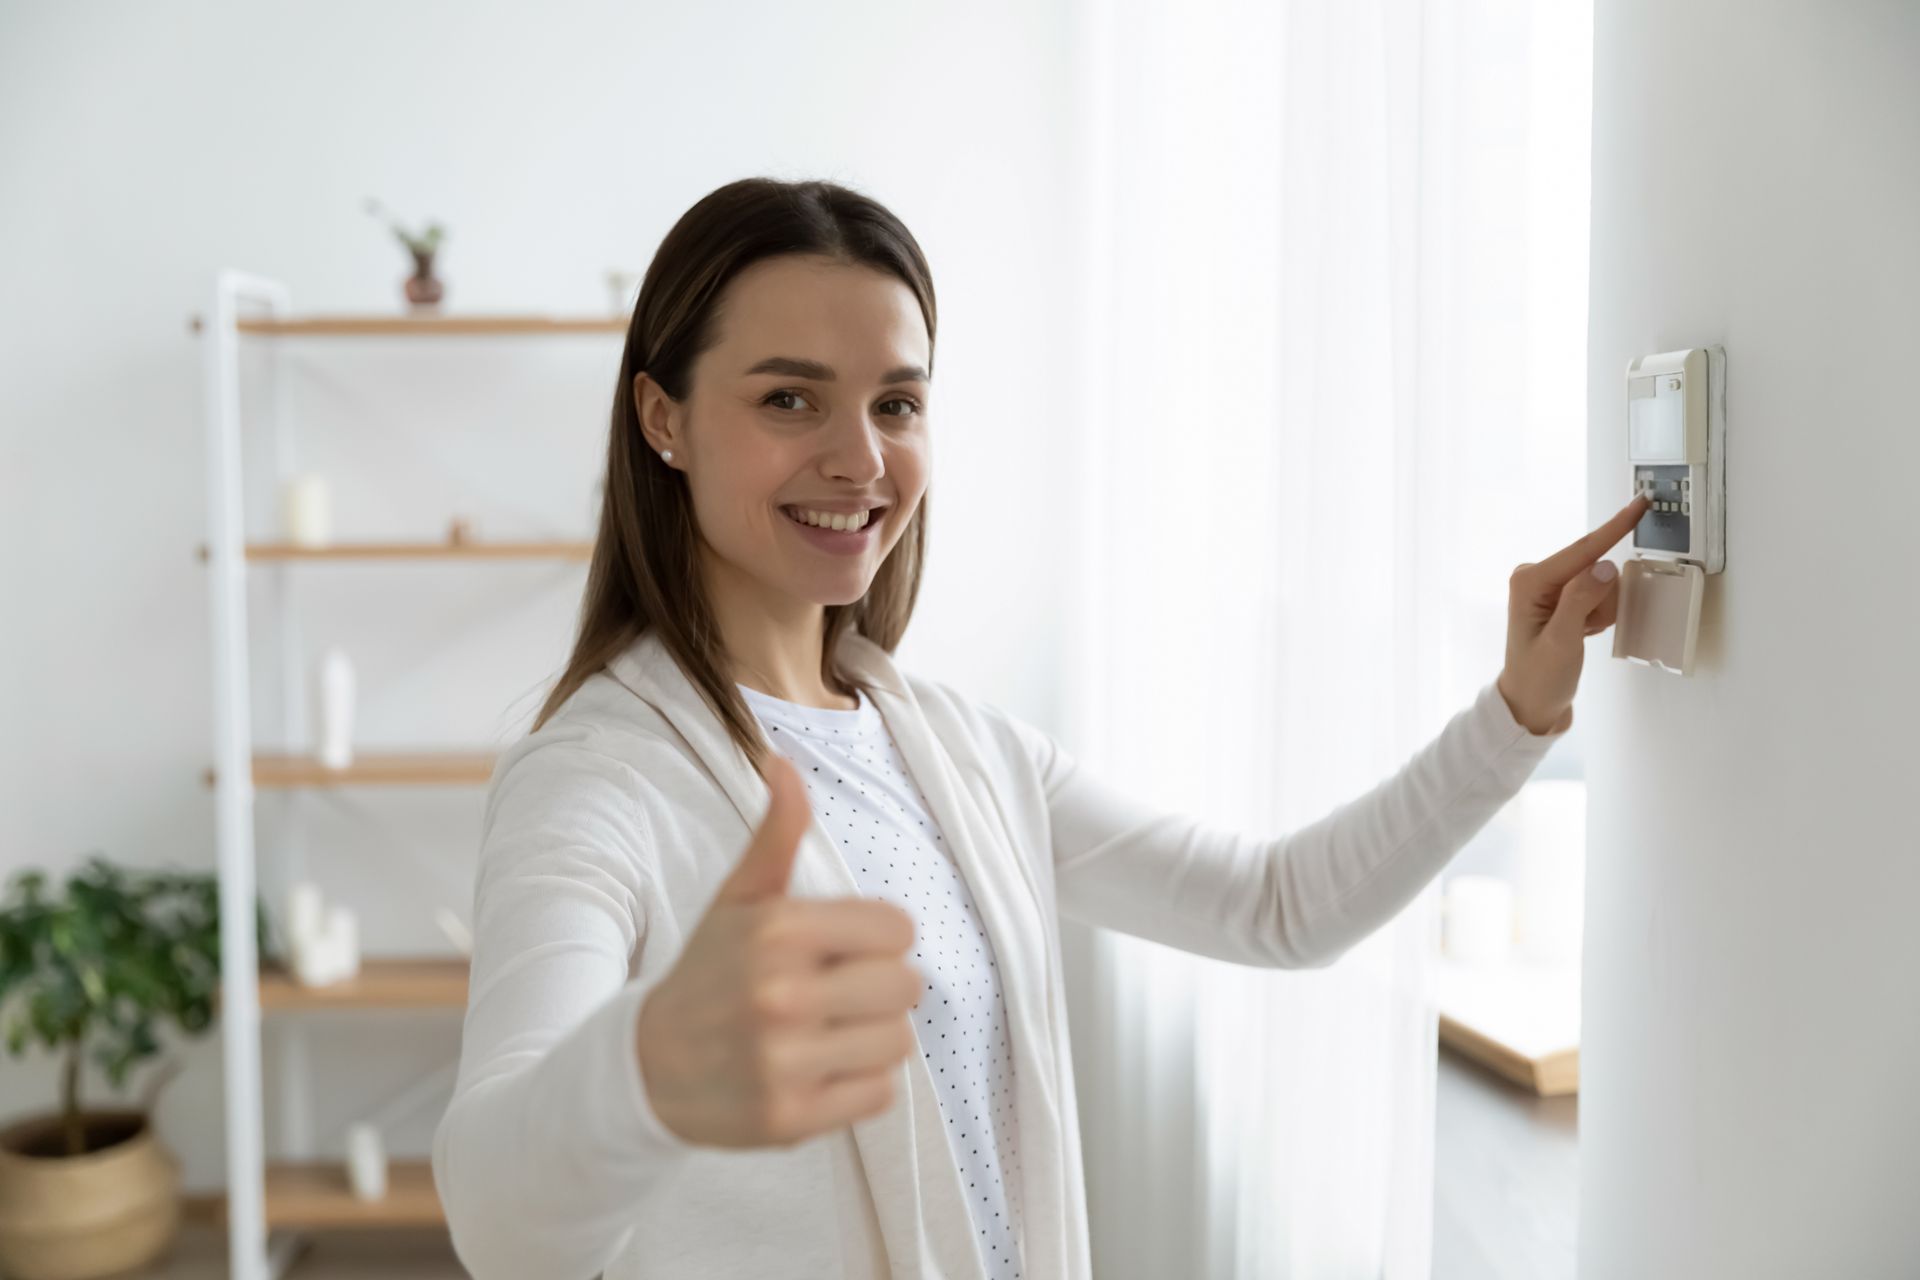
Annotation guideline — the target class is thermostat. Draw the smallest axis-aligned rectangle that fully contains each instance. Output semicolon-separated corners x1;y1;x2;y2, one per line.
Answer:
1612;345;1726;677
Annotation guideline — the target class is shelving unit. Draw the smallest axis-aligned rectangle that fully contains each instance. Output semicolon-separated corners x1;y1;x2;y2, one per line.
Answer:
197;272;617;1280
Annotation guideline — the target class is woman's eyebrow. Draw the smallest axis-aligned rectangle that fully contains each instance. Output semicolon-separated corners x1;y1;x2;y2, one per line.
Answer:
742;355;929;385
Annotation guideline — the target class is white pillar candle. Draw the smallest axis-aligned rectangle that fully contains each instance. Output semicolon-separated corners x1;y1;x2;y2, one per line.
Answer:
283;474;332;547
292;930;337;987
290;903;358;988
434;906;473;956
344;1122;388;1201
285;881;325;957
315;647;355;769
324;905;360;981
1443;874;1515;964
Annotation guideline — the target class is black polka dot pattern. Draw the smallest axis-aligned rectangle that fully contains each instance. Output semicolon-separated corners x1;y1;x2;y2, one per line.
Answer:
738;681;1025;1278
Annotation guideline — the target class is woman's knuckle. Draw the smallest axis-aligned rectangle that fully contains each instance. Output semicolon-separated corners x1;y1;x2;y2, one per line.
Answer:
750;976;790;1021
750;905;797;954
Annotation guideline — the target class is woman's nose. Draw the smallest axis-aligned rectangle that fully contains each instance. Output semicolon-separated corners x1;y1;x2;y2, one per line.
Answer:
821;413;887;477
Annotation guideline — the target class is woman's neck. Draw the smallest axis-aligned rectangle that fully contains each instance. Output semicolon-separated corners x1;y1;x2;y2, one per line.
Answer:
705;554;851;709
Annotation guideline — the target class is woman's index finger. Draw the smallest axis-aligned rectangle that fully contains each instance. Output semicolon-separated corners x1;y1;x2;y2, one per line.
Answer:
1532;494;1651;584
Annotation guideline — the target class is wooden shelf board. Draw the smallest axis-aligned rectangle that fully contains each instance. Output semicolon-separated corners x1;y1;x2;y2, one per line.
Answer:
202;752;497;789
1439;1013;1579;1096
195;539;592;562
251;539;591;561
236;314;624;336
256;956;469;1012
1435;956;1581;1097
184;1158;443;1229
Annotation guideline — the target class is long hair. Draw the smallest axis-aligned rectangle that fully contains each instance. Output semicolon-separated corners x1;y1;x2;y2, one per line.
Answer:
529;178;936;774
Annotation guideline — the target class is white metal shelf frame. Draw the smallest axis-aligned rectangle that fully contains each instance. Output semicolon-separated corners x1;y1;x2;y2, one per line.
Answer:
199;271;615;1279
204;270;288;1280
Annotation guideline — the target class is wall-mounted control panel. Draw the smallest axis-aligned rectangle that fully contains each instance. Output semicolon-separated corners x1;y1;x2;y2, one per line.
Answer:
1611;345;1725;677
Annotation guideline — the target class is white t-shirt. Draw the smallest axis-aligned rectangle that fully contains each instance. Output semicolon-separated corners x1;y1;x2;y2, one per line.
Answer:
738;681;1028;1280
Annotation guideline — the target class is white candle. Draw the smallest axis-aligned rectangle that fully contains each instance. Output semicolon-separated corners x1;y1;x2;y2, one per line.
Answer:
434;906;473;956
1443;874;1515;964
325;905;360;981
344;1122;388;1201
283;474;331;547
285;881;325;957
315;647;355;769
293;931;338;987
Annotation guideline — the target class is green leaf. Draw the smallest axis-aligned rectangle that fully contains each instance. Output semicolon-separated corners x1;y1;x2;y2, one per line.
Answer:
1;856;257;1107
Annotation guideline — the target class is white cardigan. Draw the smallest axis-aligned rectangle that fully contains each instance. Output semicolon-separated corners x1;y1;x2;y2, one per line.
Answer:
431;628;1565;1280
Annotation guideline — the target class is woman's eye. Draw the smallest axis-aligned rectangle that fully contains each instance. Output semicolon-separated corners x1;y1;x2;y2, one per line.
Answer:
763;390;922;420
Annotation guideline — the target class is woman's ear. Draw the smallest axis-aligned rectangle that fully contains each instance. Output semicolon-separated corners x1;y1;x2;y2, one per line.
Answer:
632;370;679;460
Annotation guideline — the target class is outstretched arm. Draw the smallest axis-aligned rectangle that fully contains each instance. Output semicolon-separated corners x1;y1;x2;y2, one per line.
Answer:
1007;678;1565;969
432;737;694;1280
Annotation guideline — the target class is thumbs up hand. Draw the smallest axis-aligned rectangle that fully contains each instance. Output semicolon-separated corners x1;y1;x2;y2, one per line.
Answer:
634;752;924;1148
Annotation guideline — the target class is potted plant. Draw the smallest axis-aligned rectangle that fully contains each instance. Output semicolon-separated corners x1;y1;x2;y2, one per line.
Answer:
0;855;265;1280
365;198;448;308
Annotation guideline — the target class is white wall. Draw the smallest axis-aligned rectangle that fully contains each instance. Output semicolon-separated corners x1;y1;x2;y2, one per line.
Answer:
1581;1;1920;1274
0;0;1082;1192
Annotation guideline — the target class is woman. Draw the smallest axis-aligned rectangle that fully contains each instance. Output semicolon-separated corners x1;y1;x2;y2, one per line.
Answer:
431;176;1647;1280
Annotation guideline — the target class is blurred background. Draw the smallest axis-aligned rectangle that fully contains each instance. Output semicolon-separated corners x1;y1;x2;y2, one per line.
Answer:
3;1;1915;1278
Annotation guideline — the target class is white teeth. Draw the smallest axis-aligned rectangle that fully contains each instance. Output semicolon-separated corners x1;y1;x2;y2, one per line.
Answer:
788;506;872;531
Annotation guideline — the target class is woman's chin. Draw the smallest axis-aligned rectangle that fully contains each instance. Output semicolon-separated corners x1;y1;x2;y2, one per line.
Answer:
763;557;875;607
807;575;877;608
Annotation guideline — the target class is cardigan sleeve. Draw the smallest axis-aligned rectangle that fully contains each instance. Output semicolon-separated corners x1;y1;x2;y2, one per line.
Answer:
1003;678;1567;969
432;734;696;1280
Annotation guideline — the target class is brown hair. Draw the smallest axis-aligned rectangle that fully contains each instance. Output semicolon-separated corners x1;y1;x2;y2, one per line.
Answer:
529;177;937;774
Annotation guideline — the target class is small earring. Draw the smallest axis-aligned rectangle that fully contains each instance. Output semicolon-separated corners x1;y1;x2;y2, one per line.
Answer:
662;449;673;462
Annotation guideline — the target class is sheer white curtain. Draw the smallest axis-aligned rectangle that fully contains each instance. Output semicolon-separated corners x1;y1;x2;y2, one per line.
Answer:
1058;0;1592;1275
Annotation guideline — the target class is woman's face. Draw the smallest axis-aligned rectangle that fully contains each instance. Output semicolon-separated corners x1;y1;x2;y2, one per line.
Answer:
638;253;931;609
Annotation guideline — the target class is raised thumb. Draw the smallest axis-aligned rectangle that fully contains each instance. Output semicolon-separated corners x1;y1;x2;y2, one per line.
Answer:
715;752;811;904
1547;559;1618;643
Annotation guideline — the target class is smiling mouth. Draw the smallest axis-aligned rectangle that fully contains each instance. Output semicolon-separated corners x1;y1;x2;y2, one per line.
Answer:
780;505;887;532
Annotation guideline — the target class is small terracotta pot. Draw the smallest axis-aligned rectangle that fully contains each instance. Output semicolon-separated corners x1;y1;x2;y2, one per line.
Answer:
405;249;444;308
0;1110;182;1280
